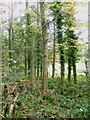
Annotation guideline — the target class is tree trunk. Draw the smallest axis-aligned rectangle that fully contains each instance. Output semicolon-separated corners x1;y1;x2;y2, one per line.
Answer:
57;13;65;86
40;58;43;77
52;24;56;78
72;57;77;84
26;0;35;85
68;56;72;82
36;3;40;78
30;46;35;85
8;25;12;68
40;1;48;96
85;59;89;79
60;48;65;86
25;41;27;76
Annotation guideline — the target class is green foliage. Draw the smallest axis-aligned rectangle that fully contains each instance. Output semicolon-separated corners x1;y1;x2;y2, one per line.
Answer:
4;75;89;118
1;1;88;119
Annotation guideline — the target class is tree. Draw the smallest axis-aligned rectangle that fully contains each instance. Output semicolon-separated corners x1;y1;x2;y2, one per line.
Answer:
66;30;78;83
64;2;78;83
26;0;35;85
40;1;48;96
35;3;43;79
50;2;65;86
51;1;78;84
52;22;56;78
8;9;13;69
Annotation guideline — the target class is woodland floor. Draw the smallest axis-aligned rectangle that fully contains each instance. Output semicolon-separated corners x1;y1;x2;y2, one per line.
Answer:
2;74;90;119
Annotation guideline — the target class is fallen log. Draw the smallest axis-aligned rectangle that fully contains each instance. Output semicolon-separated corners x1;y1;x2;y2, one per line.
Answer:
2;84;19;118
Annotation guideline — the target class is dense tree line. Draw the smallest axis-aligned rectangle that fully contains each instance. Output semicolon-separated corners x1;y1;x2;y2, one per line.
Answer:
0;0;89;118
1;0;79;93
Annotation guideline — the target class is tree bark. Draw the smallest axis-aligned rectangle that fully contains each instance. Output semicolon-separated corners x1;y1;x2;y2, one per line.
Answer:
68;54;72;82
24;41;27;76
60;48;65;86
36;3;40;78
40;1;48;96
72;57;77;84
85;59;89;79
52;24;56;78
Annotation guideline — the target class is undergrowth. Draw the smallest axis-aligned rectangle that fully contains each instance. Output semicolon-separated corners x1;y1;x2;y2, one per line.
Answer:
2;74;90;118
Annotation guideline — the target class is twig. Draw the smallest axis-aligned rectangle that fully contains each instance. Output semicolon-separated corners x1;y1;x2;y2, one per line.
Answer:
9;93;19;117
0;114;5;118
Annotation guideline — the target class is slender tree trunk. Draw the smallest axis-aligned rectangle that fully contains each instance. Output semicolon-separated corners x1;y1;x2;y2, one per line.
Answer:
37;65;39;77
28;54;30;76
52;24;56;78
40;58;43;77
57;29;65;86
85;59;89;79
30;46;35;84
68;55;72;82
25;41;27;76
26;0;30;77
36;3;40;78
26;0;35;85
72;57;77;84
40;1;48;96
57;14;65;86
8;25;12;68
60;48;65;86
8;2;13;69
